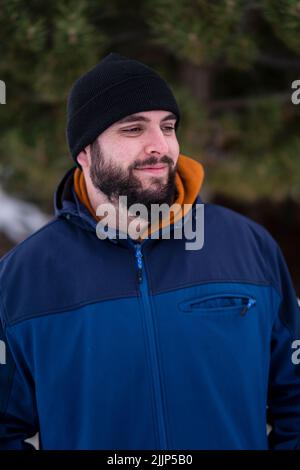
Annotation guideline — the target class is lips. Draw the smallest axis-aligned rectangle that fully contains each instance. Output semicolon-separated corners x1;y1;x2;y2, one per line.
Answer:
134;165;168;173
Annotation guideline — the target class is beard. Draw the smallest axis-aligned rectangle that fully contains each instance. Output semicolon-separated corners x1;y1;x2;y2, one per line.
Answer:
89;140;178;216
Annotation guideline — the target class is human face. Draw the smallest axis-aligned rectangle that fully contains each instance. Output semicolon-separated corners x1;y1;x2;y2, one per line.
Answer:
89;110;180;211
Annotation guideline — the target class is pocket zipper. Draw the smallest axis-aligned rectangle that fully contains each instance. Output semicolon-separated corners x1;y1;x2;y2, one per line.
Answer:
240;297;256;316
180;294;256;316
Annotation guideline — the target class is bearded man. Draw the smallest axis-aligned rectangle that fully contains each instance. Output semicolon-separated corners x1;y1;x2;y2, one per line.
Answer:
0;53;299;450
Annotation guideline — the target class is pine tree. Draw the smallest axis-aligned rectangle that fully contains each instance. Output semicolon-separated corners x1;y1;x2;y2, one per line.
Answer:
144;0;300;201
0;0;107;209
0;0;299;207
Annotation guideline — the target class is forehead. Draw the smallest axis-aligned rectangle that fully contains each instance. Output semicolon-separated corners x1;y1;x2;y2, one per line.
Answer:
115;110;177;125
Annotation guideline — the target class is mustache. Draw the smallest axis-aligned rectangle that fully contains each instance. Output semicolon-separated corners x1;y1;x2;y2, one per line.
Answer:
131;155;174;170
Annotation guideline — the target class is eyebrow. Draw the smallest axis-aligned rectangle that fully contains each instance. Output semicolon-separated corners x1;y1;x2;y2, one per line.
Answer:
116;113;177;125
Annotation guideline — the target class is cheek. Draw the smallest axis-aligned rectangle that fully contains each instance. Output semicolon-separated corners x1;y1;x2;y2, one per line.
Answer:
169;137;180;157
107;141;138;169
110;139;140;156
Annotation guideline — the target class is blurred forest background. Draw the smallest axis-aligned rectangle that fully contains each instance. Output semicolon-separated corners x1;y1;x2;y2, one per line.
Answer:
0;0;299;292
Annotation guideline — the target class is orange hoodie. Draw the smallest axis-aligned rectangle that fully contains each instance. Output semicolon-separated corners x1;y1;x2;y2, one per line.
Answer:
74;154;204;239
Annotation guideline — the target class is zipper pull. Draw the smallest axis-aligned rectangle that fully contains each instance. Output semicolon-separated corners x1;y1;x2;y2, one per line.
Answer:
240;298;256;316
135;244;143;283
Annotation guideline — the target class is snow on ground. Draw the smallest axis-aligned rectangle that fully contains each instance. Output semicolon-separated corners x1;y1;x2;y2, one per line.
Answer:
0;186;50;243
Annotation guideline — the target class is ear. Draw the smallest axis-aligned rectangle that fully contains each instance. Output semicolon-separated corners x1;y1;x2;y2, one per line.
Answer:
77;147;90;168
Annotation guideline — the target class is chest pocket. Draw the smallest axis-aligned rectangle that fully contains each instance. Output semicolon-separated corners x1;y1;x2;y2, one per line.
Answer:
178;294;256;317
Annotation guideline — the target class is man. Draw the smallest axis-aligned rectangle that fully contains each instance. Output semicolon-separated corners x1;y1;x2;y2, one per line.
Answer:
0;53;299;450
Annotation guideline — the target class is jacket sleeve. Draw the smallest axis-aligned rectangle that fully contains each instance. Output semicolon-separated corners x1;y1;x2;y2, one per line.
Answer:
0;318;38;450
266;240;300;450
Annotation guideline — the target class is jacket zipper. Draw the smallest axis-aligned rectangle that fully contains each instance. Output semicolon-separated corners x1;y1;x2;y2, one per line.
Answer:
134;242;168;449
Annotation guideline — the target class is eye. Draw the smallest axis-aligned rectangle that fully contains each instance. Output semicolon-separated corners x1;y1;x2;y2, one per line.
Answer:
162;126;175;133
121;127;142;133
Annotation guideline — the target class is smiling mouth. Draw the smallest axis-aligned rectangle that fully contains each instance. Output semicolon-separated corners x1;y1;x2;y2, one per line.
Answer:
134;166;168;174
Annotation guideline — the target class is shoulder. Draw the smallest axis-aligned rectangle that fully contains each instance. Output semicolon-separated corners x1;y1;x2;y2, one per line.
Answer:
203;202;287;289
0;216;79;298
204;202;276;245
0;216;90;325
0;218;68;268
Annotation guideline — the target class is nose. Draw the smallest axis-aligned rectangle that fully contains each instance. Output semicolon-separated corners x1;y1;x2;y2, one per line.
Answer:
144;127;169;156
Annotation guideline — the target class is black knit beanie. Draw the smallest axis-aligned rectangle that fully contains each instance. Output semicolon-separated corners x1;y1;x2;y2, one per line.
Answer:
66;53;180;164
